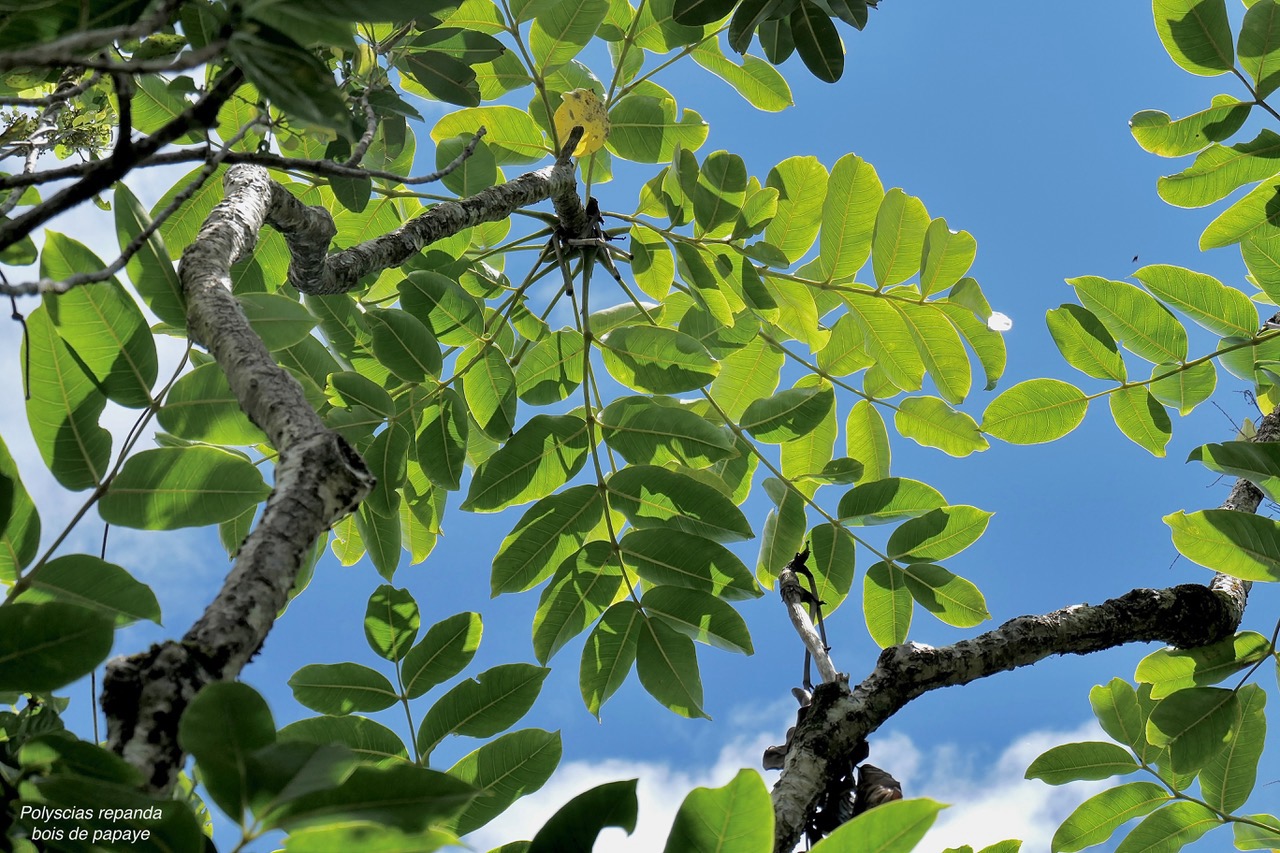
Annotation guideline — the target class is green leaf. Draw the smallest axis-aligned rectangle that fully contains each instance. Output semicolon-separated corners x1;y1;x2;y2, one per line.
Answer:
400;50;480;106
1133;265;1258;337
402;612;483;699
710;336;783;420
1152;360;1217;416
1200;176;1280;249
115;183;184;326
693;150;749;235
417;663;549;757
24;302;110;489
872;189;930;287
896;302;972;404
1109;386;1172;457
448;729;562;835
100;446;270;529
328;370;394;418
364;585;419;662
790;0;844;82
1069;276;1188;364
920;218;977;297
527;779;639;853
533;542;624;664
607;94;709;163
238;292;319;351
1152;0;1234;75
180;682;275;819
432;106;547;165
1050;782;1170;853
1157;130;1280;208
530;0;609;75
1187;441;1280;501
894;396;988;457
662;768;772;853
17;554;161;626
580;601;642;718
839;477;945;525
888;505;993;561
1130;98;1251;157
1241;0;1280;97
756;478;807;585
621;528;758;601
899;563;989;628
280;715;408;764
0;603;114;692
1046;304;1126;382
288;662;398;715
636;612;707;718
672;0;734;25
1091;679;1154;761
765;155;828;263
1201;684;1267;813
864;561;911;647
462;415;592;512
158;363;267;445
516;329;584;404
1137;632;1270;699
0;436;40;581
600;396;735;467
844;293;926;391
808;521;855;615
1234;815;1280;850
816;153;883;282
981;378;1088;445
608;465;752;542
400;271;486;345
363;424;411;517
642;585;752;654
41;235;156;408
492;484;605;594
367;308;442;382
1165;508;1280;580
357;504;402;580
461;343;518;440
229;26;347;129
741;381;835;443
269;763;476;833
1025;741;1140;785
1145;686;1239;774
1112;802;1218;853
416;388;469;491
846;400;890;481
810;798;945;852
599;324;720;393
690;42;792;111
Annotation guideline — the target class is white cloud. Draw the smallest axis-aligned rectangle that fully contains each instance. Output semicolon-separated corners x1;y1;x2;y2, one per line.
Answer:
463;713;1109;853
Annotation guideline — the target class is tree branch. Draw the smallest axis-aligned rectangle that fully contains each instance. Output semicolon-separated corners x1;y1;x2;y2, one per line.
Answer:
99;129;591;792
768;405;1271;851
266;126;584;294
100;166;374;791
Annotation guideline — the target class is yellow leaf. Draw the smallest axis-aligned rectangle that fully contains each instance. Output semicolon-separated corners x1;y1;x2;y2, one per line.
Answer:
553;88;609;156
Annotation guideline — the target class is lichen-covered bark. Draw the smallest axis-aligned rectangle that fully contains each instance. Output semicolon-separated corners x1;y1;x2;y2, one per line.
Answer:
101;140;587;790
769;403;1273;851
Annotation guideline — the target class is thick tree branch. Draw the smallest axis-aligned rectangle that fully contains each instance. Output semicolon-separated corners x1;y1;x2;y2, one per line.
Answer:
100;166;374;791
265;126;586;294
100;129;592;791
769;406;1274;851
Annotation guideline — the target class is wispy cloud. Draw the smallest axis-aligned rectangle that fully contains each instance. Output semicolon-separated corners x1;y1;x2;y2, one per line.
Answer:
464;710;1108;852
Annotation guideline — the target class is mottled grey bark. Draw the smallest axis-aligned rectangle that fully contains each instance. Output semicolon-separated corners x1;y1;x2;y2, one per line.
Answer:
769;410;1268;851
102;132;587;791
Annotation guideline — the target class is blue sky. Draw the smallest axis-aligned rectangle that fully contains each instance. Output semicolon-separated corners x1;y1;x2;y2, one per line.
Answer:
5;1;1280;850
